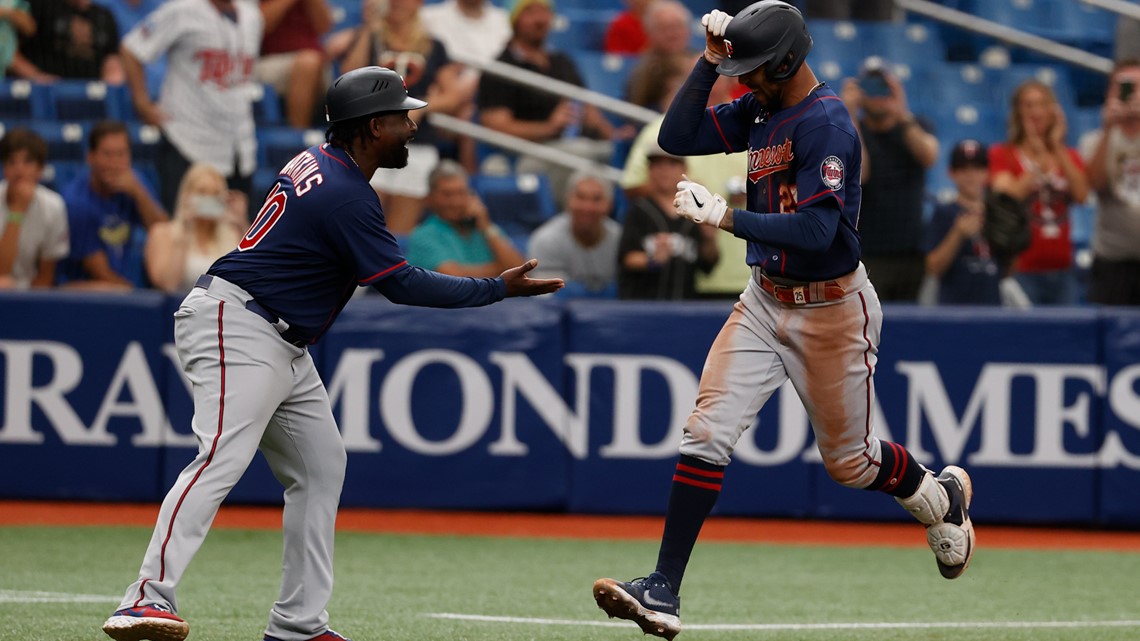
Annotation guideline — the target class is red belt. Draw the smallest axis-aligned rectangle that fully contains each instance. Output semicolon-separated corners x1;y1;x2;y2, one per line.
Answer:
757;272;846;305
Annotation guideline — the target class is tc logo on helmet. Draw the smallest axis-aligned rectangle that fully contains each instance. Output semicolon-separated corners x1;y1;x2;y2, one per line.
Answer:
724;39;734;57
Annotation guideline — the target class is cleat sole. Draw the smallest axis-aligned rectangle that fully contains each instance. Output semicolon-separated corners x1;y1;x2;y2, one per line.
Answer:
102;616;190;641
593;578;681;641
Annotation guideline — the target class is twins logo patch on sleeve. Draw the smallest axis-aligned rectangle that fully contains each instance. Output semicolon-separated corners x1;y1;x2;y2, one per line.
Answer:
821;155;844;191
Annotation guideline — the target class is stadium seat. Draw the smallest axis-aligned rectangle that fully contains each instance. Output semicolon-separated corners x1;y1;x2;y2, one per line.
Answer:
928;102;1006;148
251;167;283;203
857;22;947;66
471;172;557;237
43;161;85;192
549;8;619;52
0;80;53;121
568;51;633;100
909;64;1004;116
128;123;162;164
50;80;131;123
252;84;284;127
257;127;325;173
39;122;88;164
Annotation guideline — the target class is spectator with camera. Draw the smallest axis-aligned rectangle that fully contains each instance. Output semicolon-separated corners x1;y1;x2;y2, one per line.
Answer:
989;79;1088;305
0;129;69;290
1080;59;1140;306
842;59;938;302
406;160;525;276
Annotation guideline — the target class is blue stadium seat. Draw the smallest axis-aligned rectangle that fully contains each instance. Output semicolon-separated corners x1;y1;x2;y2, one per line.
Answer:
257;128;325;173
1071;107;1103;146
857;22;946;65
568;51;633;99
328;0;363;29
39;122;89;164
49;80;131;123
928;102;1006;148
471;172;557;237
128;123;162;165
252;84;284;127
252;167;283;203
549;8;619;52
43;161;85;193
991;64;1078;114
0;80;53;121
909;64;1004;116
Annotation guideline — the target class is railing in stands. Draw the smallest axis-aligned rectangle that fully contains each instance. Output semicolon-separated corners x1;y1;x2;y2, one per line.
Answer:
894;0;1113;74
427;112;625;182
1081;0;1140;22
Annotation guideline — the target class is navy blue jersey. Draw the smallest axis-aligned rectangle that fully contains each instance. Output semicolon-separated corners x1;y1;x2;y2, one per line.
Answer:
659;59;862;282
210;143;505;344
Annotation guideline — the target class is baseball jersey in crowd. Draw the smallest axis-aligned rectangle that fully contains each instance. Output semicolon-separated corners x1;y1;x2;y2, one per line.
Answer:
0;182;70;288
406;213;499;271
20;0;119;79
56;169;154;287
665;77;862;282
1079;128;1140;261
857;117;934;255
988;142;1083;273
0;0;28;70
421;0;511;64
477;46;586;126
922;201;1001;305
210;144;414;342
122;0;262;178
527;212;622;293
260;0;323;55
618;198;711;300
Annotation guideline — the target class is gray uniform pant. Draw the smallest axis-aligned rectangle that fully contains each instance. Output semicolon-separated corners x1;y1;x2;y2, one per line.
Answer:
117;276;347;641
680;263;888;489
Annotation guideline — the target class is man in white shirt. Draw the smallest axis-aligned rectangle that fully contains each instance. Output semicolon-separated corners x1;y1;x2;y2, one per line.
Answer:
421;0;511;65
120;0;263;212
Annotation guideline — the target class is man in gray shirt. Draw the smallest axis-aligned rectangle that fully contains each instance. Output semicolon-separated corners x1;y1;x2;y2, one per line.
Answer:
0;129;70;289
528;170;621;297
1080;58;1140;305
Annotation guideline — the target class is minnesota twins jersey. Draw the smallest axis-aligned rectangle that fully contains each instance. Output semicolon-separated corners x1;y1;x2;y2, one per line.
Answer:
661;60;862;282
209;144;409;342
122;0;261;177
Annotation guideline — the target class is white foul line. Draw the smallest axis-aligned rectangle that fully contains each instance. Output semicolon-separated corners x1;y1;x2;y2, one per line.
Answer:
426;613;1140;631
0;590;120;604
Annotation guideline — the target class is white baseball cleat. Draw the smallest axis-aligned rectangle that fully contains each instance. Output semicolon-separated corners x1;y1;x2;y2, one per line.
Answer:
102;603;189;641
927;465;975;579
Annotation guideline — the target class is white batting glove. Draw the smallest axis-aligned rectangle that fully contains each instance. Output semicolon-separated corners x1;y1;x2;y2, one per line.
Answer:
701;10;733;64
674;174;728;228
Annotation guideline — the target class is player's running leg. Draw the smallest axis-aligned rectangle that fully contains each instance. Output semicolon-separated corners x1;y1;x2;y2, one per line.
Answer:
783;268;974;580
259;353;349;641
594;286;789;639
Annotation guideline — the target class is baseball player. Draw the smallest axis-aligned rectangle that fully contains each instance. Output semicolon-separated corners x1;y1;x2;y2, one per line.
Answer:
592;3;974;639
121;0;262;212
101;66;563;641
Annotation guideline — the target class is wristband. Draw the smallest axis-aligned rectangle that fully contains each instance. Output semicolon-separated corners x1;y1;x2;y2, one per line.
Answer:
7;211;24;224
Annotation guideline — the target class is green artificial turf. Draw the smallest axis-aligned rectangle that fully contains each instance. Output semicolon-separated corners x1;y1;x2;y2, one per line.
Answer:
0;525;1137;641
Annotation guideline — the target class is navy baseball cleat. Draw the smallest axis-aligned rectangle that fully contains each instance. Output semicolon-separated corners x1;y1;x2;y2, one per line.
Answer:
593;572;681;640
102;603;189;641
265;630;352;641
928;465;975;579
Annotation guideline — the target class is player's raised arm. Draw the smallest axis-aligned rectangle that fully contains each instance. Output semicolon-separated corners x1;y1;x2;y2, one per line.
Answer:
657;10;755;157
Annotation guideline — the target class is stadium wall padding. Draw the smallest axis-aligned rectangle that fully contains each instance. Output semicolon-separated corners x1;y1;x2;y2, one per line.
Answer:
1;292;1138;526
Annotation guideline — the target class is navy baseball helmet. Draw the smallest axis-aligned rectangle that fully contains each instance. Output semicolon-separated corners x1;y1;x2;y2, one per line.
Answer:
325;66;427;123
717;1;813;81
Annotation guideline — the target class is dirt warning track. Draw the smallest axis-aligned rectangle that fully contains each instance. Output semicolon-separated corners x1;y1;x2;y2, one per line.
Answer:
1;501;1137;552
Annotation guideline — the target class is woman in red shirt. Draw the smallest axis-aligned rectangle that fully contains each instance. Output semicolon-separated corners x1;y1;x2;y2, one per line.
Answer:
988;79;1089;305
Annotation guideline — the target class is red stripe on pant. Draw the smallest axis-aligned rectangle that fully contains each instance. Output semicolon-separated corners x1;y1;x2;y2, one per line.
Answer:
135;301;227;607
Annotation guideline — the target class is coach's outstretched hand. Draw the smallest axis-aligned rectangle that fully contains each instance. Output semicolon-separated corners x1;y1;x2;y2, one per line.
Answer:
501;259;564;297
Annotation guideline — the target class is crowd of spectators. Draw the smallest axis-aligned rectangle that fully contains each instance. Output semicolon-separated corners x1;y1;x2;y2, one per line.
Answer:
1;0;1138;307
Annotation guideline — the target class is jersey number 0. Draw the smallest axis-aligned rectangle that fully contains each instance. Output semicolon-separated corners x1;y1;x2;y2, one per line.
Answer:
239;183;288;251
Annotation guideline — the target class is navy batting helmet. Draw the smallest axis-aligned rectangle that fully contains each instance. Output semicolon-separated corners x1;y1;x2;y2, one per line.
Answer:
717;1;812;82
325;66;427;123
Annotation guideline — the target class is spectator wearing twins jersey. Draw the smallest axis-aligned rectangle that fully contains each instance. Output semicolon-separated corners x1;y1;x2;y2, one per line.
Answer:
101;66;561;641
121;0;263;215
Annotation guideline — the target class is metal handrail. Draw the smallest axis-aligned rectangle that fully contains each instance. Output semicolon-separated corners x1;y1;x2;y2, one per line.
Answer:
448;51;661;125
894;0;1113;74
428;112;626;183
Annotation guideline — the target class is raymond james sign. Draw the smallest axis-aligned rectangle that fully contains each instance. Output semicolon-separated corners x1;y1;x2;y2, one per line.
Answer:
0;295;1137;524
